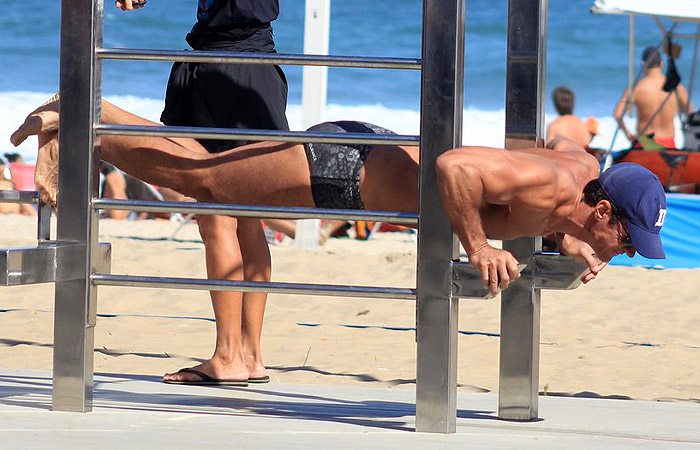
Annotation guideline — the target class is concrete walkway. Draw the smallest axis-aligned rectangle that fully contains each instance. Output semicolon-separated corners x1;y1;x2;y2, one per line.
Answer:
0;368;698;449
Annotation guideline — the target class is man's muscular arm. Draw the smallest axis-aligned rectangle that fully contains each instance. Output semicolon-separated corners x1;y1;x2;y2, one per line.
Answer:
436;148;524;296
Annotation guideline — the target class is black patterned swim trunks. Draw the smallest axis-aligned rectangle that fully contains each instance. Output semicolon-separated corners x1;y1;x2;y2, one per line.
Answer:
304;121;396;209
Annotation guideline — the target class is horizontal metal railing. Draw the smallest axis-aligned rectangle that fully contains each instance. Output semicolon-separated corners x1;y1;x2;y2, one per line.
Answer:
93;198;419;225
96;124;420;146
96;48;422;70
92;274;416;300
0;190;38;205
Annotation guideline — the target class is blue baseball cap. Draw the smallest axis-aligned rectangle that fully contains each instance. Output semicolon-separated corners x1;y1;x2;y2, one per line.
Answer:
599;163;666;259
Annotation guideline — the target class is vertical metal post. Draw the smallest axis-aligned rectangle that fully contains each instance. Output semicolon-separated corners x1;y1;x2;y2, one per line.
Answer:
37;201;52;242
499;0;547;421
53;0;102;411
416;0;465;433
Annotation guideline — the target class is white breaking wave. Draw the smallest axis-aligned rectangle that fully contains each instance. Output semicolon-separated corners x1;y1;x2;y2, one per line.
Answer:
0;91;683;163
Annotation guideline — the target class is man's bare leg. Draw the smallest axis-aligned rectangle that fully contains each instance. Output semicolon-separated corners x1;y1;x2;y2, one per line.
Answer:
162;216;270;383
164;215;253;383
237;218;271;379
12;97;317;209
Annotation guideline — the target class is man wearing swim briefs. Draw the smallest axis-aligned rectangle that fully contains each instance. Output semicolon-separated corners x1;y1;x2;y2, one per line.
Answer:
12;98;668;365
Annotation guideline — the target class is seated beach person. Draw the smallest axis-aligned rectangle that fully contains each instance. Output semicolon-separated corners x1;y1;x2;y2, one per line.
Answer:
546;86;598;152
0;156;36;216
614;46;693;149
3;153;24;164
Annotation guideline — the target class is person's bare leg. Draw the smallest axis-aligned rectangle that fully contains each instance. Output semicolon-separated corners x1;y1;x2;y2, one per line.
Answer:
102;170;129;220
11;97;316;209
163;215;251;382
162;216;271;383
319;220;348;244
237;218;271;379
263;218;297;238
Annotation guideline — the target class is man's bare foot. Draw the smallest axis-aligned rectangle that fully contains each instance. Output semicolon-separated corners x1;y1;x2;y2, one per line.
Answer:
163;357;251;384
244;357;268;382
10;94;60;207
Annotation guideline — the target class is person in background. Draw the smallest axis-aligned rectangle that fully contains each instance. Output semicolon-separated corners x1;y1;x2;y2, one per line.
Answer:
547;86;598;151
614;46;693;149
116;0;288;385
3;153;24;164
0;156;36;216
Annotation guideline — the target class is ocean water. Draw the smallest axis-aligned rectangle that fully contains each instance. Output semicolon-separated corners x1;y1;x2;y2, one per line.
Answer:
1;0;699;162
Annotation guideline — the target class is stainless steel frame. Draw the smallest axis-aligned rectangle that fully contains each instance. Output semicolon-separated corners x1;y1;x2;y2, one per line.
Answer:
96;47;421;69
0;0;587;433
96;124;419;146
92;274;416;300
0;190;38;205
1;243;110;287
46;0;457;424
52;0;103;412
500;0;548;421
94;198;418;224
415;0;465;434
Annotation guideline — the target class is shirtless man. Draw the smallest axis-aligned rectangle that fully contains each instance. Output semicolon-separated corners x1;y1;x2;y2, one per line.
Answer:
11;97;667;373
546;86;597;148
614;46;693;149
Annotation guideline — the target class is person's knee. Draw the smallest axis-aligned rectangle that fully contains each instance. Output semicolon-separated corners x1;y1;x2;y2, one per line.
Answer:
197;215;238;244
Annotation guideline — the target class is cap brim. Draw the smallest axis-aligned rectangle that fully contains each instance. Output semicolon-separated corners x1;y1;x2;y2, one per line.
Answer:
628;222;665;259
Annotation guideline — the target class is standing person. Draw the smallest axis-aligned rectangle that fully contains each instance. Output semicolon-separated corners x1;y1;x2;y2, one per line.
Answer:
546;86;598;150
614;46;693;149
116;0;289;384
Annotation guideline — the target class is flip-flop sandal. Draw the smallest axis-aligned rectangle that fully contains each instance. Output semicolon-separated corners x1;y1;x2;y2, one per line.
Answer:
247;375;270;384
163;367;249;386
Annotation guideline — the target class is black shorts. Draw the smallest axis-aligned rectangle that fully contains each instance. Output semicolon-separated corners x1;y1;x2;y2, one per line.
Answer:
304;121;396;210
161;54;289;153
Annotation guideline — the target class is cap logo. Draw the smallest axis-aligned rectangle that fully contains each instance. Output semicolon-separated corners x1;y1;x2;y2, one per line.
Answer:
655;208;667;227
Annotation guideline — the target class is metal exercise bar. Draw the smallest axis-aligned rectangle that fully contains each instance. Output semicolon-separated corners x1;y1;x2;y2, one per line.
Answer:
93;199;418;225
92;274;415;300
0;190;39;204
1;243;111;287
53;0;103;412
96;124;420;146
0;189;51;240
415;0;465;434
451;256;587;299
500;0;548;421
96;47;421;70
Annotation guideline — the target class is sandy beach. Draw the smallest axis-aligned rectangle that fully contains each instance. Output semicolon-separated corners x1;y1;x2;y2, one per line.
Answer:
0;213;698;403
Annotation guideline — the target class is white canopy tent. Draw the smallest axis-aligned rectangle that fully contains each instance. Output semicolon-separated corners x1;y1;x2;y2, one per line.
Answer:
591;0;700;23
592;0;700;155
